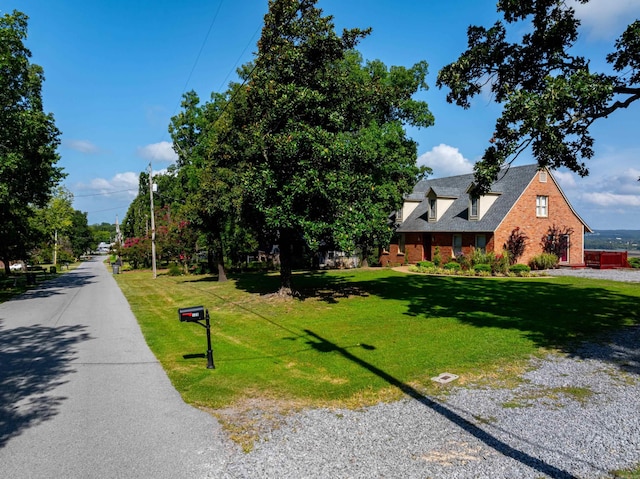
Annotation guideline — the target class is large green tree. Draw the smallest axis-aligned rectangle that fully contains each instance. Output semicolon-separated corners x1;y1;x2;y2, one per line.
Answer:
0;10;64;273
169;89;256;281
437;0;640;193
69;210;93;258
236;0;433;294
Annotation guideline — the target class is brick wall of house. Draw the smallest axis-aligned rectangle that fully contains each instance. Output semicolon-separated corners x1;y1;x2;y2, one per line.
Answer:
494;171;586;266
425;232;495;263
404;233;424;264
379;233;425;266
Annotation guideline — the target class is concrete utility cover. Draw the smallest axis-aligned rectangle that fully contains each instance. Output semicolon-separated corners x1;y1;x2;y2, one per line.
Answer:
431;372;459;384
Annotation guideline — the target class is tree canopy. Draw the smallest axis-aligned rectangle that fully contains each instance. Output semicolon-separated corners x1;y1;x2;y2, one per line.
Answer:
169;89;255;281
0;10;64;272
233;0;433;292
436;0;640;193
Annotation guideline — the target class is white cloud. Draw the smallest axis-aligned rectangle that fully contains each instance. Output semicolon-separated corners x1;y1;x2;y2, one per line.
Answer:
417;144;474;178
570;0;640;39
137;141;178;163
583;192;640;207
561;167;640;222
78;172;140;197
65;139;100;154
553;170;578;189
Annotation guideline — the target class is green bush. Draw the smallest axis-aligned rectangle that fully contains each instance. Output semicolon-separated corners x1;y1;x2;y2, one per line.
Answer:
433;246;442;267
168;263;183;276
529;253;558;270
455;254;473;270
492;252;511;275
473;263;492;273
628;257;640;269
509;264;531;274
471;248;492;265
417;260;435;269
443;262;461;272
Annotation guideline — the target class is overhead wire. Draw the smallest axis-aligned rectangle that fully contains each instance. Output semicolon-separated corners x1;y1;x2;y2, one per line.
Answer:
74;188;138;198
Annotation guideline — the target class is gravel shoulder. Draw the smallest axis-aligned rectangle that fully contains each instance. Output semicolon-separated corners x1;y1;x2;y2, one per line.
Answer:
220;268;640;479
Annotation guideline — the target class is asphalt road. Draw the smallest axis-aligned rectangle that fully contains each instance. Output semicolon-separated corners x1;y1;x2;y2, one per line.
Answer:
0;258;237;478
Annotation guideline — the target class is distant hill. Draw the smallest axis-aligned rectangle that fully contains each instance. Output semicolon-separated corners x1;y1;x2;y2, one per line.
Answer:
585;230;640;251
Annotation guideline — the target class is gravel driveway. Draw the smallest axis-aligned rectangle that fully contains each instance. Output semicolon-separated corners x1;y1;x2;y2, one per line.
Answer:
220;268;640;478
543;267;640;282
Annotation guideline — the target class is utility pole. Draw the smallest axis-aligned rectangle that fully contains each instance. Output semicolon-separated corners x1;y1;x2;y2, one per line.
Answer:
149;163;157;279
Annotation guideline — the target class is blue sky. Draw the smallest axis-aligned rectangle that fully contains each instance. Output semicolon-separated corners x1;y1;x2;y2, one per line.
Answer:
8;0;640;229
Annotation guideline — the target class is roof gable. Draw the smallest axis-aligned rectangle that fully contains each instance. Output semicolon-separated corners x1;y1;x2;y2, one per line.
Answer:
398;164;541;233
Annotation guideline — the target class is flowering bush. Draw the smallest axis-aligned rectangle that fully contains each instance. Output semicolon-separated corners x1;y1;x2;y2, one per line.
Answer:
121;237;150;269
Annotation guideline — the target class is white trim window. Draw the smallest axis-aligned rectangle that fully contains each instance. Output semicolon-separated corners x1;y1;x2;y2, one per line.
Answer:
452;234;462;256
469;197;479;220
428;198;437;221
536;195;548;217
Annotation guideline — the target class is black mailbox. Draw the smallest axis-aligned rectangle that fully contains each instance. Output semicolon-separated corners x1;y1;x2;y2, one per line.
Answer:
178;306;205;322
178;305;215;369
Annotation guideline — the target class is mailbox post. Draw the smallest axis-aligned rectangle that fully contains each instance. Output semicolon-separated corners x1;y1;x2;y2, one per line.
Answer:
178;306;215;369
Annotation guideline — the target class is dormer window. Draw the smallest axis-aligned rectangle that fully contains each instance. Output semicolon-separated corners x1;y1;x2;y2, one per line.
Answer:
425;187;457;222
428;198;437;221
469;197;479;220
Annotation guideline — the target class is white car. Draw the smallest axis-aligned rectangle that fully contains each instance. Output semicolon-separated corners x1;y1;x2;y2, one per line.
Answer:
9;263;23;271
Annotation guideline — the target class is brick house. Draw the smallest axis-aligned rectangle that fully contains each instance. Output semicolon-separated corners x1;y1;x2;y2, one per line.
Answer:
380;164;591;267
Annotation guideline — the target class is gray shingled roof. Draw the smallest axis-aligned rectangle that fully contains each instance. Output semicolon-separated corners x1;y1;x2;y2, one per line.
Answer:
397;164;540;233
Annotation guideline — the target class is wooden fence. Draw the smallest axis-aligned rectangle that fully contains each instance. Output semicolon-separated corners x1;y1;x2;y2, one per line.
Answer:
584;250;630;269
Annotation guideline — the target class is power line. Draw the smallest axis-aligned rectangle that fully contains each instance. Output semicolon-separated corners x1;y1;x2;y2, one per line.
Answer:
215;25;262;94
74;188;137;198
179;0;226;97
83;205;131;214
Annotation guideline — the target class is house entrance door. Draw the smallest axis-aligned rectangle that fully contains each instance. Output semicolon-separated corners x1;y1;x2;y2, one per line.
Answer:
423;234;432;261
560;234;570;262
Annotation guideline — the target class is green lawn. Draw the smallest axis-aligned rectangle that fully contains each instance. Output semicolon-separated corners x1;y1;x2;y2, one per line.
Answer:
116;268;639;414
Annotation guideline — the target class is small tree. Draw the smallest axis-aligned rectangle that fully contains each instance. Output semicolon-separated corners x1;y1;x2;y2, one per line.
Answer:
504;227;529;264
541;224;574;258
121;237;150;269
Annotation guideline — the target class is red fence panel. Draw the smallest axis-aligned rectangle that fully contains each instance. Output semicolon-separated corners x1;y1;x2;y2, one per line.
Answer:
584;250;629;269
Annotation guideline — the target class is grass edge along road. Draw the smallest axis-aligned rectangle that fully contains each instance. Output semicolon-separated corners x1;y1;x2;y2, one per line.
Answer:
115;267;640;452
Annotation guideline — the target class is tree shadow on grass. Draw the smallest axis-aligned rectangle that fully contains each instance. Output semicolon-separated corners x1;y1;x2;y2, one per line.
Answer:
304;329;579;479
0;320;91;448
233;270;369;303
232;270;639;371
360;273;640;371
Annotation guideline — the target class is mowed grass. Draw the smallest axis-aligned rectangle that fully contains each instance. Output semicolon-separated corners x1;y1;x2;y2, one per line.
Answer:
115;268;640;412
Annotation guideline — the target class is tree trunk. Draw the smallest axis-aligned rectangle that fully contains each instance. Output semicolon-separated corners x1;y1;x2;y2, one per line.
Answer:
53;229;58;266
214;232;227;282
360;245;370;268
277;228;294;295
217;253;227;282
207;248;215;274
